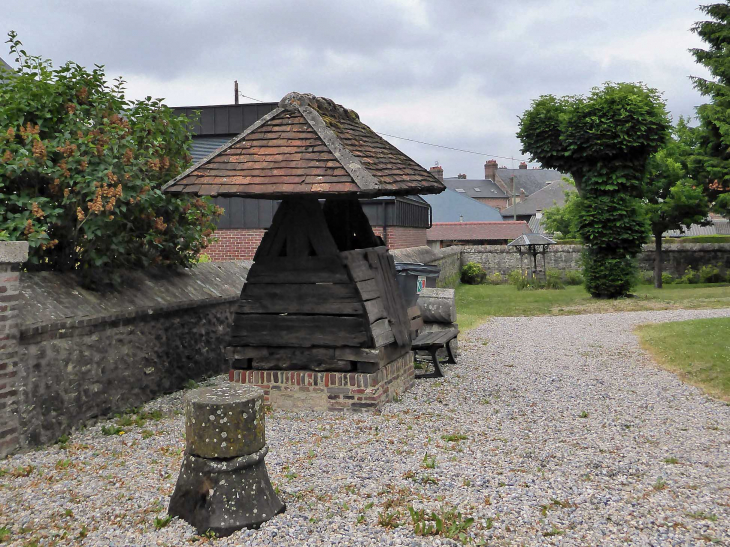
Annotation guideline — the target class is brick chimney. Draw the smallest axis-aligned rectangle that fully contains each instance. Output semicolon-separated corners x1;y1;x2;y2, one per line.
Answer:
519;161;528;169
457;173;467;179
429;165;443;181
484;159;498;181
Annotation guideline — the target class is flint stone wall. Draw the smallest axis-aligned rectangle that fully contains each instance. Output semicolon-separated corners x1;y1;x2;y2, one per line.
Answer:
16;262;248;449
459;243;730;278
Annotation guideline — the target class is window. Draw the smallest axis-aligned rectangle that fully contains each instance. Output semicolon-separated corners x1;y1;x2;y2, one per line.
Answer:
455;188;465;193
474;188;481;192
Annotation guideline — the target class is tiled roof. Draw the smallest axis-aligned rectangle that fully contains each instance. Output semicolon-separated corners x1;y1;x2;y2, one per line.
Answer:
497;168;563;196
442;177;506;198
164;92;445;199
664;220;729;237
427;221;531;242
501;179;574;218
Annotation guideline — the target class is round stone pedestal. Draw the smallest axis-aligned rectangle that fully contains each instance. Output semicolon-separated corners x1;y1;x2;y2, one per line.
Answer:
168;384;285;536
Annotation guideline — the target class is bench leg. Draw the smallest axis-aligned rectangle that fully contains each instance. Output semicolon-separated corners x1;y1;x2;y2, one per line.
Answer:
445;340;457;364
430;348;445;378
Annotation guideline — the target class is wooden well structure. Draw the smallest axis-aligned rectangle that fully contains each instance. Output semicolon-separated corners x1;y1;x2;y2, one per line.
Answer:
164;92;445;409
508;233;556;281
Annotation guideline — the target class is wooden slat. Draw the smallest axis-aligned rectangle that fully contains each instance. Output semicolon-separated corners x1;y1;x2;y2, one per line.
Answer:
364;298;387;323
356;278;380;300
335;346;381;363
230;314;368;347
340;248;377;282
246;256;349;284
254;199;289;260
370;318;396;348
299;199;339;257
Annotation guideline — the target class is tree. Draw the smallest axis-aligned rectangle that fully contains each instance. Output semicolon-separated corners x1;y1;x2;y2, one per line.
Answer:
690;1;730;217
644;118;710;288
541;188;580;239
517;83;671;298
0;32;220;286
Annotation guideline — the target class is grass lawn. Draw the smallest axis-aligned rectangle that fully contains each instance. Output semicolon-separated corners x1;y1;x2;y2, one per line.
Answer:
636;317;730;402
456;282;730;331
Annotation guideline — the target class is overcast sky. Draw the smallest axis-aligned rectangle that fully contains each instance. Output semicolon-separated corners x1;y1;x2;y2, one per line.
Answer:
2;1;711;179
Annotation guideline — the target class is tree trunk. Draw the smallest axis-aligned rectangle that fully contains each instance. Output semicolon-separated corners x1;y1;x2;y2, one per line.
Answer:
654;233;663;289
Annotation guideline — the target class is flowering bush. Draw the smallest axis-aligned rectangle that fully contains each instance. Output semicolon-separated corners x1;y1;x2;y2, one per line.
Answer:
460;262;486;285
0;33;220;285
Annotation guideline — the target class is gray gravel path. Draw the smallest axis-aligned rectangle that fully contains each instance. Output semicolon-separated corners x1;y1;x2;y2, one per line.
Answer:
1;308;729;546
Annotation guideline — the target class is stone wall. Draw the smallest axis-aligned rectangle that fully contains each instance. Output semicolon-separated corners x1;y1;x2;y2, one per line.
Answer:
460;243;730;279
15;262;248;449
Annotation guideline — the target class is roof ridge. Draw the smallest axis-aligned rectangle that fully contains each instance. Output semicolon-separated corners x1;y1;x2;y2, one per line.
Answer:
431;221;527;225
292;101;380;191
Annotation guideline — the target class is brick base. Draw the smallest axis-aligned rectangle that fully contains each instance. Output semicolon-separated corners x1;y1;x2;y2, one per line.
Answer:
372;226;427;249
229;352;414;412
205;229;266;261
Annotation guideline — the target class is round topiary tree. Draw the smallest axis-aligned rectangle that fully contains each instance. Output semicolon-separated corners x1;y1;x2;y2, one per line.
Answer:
517;83;671;298
0;32;220;286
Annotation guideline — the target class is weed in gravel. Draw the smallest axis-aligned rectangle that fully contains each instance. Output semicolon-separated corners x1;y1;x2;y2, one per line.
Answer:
77;526;88;540
653;477;668;491
543;527;564;537
184;379;199;390
56;434;71;450
441;433;468;442
5;465;34;478
0;526;9;542
663;457;680;464
408;505;475;544
686;511;718;522
55;459;72;470
378;510;402;528
579;411;589;418
422;452;437;469
154;515;173;530
101;425;125;436
142;430;154;439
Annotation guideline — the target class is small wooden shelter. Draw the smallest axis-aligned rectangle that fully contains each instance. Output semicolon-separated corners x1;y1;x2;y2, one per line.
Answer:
508;233;556;281
164;92;445;374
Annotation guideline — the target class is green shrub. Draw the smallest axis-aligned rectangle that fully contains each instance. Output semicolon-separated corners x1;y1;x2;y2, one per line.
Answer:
460;262;486;285
507;269;524;285
699;265;723;283
582;250;638;298
661;272;674;285
676;266;700;285
486;272;503;285
0;33;220;286
638;270;654;285
545;269;566;290
564;270;584;286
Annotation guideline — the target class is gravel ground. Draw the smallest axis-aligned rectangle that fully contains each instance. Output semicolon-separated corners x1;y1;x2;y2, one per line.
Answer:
2;308;730;546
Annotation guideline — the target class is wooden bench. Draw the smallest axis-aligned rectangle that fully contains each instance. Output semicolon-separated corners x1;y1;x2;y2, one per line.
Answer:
411;327;459;379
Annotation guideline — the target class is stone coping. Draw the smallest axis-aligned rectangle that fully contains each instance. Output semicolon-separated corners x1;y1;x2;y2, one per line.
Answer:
18;261;249;336
0;241;29;263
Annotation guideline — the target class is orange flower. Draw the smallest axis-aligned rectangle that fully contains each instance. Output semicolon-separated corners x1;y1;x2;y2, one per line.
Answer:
77;208;85;221
32;139;47;160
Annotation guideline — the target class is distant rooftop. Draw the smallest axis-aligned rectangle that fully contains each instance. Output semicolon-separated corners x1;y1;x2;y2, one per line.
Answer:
421;188;502;222
501;179;574;218
497;167;563;196
442;177;506;198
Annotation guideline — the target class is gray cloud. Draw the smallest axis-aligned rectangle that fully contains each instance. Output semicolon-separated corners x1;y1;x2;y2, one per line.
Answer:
2;0;711;179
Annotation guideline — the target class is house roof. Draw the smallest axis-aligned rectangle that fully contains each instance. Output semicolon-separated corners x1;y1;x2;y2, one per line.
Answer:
664;219;729;237
163;92;445;199
427;221;531;242
497;167;563;196
501;179;574;218
442;177;506;198
420;188;502;222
